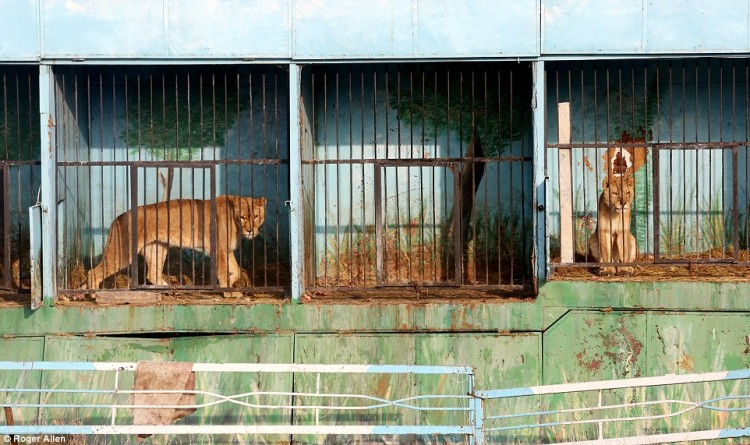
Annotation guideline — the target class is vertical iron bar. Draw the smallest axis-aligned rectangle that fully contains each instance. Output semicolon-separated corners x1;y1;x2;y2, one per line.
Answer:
453;163;462;284
349;69;355;286
130;165;139;287
335;71;341;286
374;163;383;286
323;72;328;285
733;146;740;261
3;164;9;288
653;147;661;261
210;166;217;288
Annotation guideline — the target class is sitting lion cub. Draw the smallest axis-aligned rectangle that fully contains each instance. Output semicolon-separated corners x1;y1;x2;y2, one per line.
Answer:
87;195;267;297
588;176;637;276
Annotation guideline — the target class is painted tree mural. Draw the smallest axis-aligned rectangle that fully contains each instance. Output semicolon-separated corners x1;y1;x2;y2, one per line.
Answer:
121;69;246;201
388;63;532;278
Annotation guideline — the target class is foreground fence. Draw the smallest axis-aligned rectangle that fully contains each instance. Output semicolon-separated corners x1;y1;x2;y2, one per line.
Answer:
1;362;749;444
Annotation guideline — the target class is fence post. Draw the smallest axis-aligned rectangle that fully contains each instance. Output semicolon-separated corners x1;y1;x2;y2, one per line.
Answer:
469;373;484;445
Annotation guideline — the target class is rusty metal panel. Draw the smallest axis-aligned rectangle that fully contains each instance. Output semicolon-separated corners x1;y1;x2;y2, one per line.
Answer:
166;0;290;58
543;311;648;384
0;337;44;425
0;0;39;60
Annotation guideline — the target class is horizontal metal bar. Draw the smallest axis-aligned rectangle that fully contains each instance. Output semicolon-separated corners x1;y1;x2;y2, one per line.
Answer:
555;428;750;445
301;156;531;165
59;286;287;295
0;160;42;166
57;159;288;167
478;369;750;399
0;425;472;436
0;361;475;375
547;142;746;150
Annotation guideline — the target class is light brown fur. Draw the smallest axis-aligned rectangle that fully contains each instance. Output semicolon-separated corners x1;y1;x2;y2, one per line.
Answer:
588;177;637;276
86;195;266;297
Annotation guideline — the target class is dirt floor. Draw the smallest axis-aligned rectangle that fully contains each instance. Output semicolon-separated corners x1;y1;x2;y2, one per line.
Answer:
552;249;750;282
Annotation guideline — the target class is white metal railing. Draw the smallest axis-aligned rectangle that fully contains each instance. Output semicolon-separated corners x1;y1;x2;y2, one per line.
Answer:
478;369;750;444
2;362;750;444
0;362;477;441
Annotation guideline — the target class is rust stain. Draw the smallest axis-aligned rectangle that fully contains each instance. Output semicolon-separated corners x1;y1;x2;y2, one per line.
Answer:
575;351;603;372
376;374;391;399
582;154;594;172
678;353;695;372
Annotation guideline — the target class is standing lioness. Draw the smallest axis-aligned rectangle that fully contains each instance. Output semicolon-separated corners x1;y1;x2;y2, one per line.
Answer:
87;195;266;297
588;177;637;276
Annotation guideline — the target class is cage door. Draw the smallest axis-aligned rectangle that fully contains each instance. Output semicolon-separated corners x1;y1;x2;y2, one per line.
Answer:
374;162;460;286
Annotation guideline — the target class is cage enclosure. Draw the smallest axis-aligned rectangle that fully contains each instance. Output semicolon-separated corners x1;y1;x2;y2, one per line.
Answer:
301;63;535;298
548;58;750;280
54;65;290;301
0;66;41;304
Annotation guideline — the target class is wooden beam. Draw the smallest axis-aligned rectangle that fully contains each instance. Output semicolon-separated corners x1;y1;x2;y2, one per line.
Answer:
558;102;574;263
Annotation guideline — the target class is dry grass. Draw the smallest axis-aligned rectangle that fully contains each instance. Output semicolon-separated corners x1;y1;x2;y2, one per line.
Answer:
317;225;448;287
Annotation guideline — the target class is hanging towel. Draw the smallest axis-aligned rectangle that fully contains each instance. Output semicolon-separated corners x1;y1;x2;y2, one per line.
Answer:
131;361;196;439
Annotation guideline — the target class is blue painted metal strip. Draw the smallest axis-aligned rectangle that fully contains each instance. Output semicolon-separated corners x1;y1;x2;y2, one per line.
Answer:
725;369;750;380
289;64;304;303
477;387;535;399
718;428;750;439
532;61;548;282
38;64;55;306
0;361;98;371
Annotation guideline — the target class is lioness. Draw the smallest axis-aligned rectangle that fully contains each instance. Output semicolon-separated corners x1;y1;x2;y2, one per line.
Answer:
86;195;267;297
588;176;637;276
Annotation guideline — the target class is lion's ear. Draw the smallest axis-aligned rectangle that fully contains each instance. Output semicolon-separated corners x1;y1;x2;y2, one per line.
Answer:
223;195;242;210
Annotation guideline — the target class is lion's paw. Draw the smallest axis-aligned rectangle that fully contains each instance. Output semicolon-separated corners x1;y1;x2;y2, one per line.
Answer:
222;291;244;298
616;266;634;276
599;266;616;276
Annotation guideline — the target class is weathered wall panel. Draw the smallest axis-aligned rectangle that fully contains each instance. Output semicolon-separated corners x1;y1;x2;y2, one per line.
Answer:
39;336;170;429
293;0;540;59
166;0;290;58
293;333;419;440
0;0;38;60
649;313;750;375
172;335;293;444
415;0;539;57
42;0;165;58
543;311;647;384
0;337;44;425
543;0;750;54
645;0;750;53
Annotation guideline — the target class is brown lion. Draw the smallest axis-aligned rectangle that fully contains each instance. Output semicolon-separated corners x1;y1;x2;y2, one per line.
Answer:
86;195;267;297
588;176;637;276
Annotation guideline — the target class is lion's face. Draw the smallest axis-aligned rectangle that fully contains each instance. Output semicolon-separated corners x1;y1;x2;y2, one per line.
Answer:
236;197;267;239
602;177;634;211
